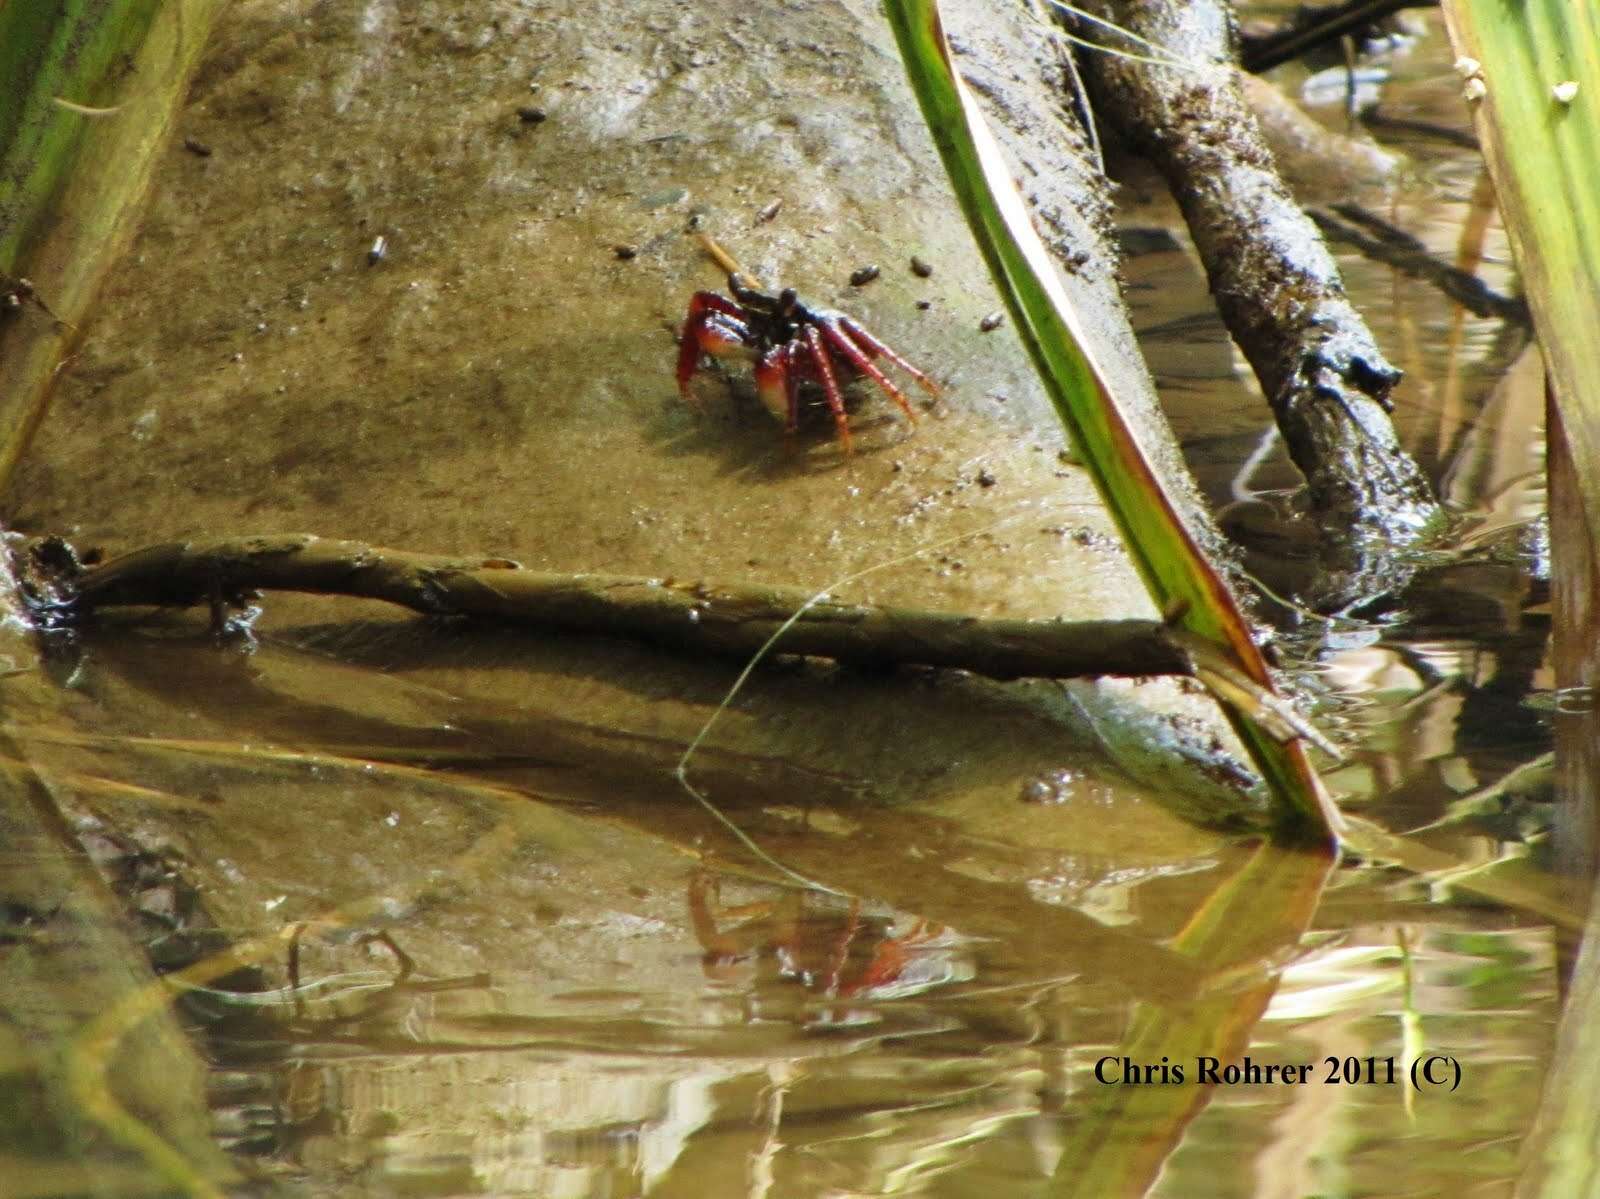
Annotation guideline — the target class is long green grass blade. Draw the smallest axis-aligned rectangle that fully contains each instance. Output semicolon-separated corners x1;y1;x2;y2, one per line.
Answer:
1437;9;1600;1194
0;0;164;267
1439;4;1600;535
0;1;222;490
883;0;1340;837
1440;4;1600;525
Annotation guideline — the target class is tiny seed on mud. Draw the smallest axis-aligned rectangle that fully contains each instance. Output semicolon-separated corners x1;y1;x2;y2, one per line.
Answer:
517;106;548;124
757;198;783;223
980;311;1005;331
910;255;933;277
613;243;638;260
977;469;997;487
849;264;881;287
915;299;931;310
182;136;212;157
367;235;388;265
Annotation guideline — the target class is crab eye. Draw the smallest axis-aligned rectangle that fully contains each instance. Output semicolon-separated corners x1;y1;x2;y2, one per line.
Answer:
777;288;798;311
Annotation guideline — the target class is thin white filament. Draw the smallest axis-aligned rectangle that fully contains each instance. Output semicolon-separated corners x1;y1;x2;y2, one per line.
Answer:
674;506;1037;895
1044;1;1214;75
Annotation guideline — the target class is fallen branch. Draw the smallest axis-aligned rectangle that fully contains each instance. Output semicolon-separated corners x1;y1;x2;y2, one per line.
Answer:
59;534;1194;681
1078;0;1440;552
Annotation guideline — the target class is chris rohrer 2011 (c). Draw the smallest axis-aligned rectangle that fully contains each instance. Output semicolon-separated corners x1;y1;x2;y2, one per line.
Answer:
1094;1055;1399;1086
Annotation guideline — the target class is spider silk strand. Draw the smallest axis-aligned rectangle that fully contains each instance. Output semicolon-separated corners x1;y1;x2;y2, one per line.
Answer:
675;500;1039;896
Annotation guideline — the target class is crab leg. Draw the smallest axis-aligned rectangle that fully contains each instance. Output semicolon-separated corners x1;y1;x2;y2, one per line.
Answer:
803;324;853;452
818;319;918;425
820;897;865;997
837;315;941;397
784;341;807;432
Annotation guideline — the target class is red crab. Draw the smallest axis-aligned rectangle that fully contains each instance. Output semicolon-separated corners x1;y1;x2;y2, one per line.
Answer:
687;871;950;1004
676;273;940;450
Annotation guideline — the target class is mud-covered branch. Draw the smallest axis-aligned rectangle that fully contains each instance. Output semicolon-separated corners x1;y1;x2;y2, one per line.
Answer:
59;534;1193;681
1079;0;1439;546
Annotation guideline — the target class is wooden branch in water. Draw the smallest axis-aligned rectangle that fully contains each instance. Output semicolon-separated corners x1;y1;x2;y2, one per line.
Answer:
1079;0;1439;548
65;534;1193;681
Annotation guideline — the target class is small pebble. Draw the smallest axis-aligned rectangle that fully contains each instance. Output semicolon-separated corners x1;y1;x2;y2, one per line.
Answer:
517;106;548;124
980;311;1005;331
613;243;638;260
915;299;932;310
977;469;997;487
910;255;933;277
849;264;881;287
757;198;783;223
367;234;387;265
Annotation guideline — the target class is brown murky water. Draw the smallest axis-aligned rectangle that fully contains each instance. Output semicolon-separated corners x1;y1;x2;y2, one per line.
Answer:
0;5;1575;1198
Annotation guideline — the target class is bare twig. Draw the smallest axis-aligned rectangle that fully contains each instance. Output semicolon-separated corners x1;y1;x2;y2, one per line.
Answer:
1360;105;1478;150
1309;205;1528;323
1239;0;1430;75
63;533;1193;681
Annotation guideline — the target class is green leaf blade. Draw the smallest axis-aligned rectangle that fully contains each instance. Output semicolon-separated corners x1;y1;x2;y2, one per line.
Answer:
884;0;1340;836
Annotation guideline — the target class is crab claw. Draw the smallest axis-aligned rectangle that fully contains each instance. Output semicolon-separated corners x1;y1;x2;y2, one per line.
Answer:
677;292;753;405
754;344;798;430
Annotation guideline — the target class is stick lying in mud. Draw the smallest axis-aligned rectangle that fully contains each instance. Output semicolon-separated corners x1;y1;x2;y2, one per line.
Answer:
55;533;1194;682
